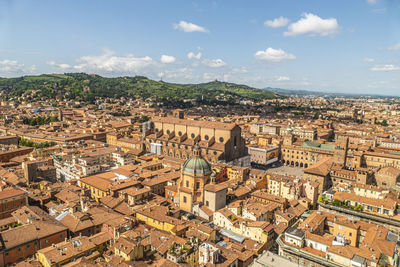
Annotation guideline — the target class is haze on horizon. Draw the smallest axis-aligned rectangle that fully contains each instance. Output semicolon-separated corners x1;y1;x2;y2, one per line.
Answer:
0;0;399;96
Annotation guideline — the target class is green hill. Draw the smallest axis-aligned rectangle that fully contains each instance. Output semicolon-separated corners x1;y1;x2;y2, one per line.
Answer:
0;73;279;103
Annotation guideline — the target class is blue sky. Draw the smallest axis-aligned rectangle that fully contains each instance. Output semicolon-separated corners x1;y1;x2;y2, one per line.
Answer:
0;0;399;95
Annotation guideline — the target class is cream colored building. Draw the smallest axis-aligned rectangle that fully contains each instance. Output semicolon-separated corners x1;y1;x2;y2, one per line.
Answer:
213;208;273;244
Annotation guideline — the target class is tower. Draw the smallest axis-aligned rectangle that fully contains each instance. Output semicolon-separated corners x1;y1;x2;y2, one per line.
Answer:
283;133;294;146
178;144;211;212
173;109;184;119
333;137;349;167
58;108;63;122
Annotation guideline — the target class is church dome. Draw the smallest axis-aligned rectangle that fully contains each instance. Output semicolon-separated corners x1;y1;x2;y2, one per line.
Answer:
182;144;211;176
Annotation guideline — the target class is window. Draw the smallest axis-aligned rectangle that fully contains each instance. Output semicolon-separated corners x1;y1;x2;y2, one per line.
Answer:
196;182;200;189
186;181;189;187
219;137;224;143
204;135;209;140
178;131;182;136
206;201;209;206
155;128;159;132
183;196;187;203
166;129;170;134
191;133;195;138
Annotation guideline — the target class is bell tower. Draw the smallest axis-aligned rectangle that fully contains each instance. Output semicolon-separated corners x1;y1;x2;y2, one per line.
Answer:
58;108;63;122
333;137;349;166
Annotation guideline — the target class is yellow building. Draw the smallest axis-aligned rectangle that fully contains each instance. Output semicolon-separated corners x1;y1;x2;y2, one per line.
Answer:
135;206;186;236
78;167;137;201
106;133;144;154
79;175;112;201
113;236;150;261
177;144;212;213
331;221;358;247
36;232;112;267
266;174;282;196
226;166;249;182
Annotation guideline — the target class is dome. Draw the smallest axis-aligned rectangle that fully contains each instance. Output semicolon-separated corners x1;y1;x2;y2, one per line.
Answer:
182;144;211;176
182;157;212;176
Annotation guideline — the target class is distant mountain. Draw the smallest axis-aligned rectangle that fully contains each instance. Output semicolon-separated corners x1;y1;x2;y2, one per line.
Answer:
264;87;399;98
0;73;280;103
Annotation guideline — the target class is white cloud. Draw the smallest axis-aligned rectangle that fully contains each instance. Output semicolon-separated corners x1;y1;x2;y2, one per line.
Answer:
187;52;202;60
0;59;36;76
367;0;377;4
388;43;400;51
284;13;339;37
47;61;72;70
276;76;290;81
371;64;400;71
363;58;375;62
173;21;209;33
160;55;176;64
158;67;196;80
202;58;227;68
254;47;296;62
264;16;290;28
231;67;248;73
55;49;154;73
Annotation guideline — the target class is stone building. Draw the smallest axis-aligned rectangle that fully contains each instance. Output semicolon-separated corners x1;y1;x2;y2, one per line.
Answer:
375;166;400;189
144;115;246;163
